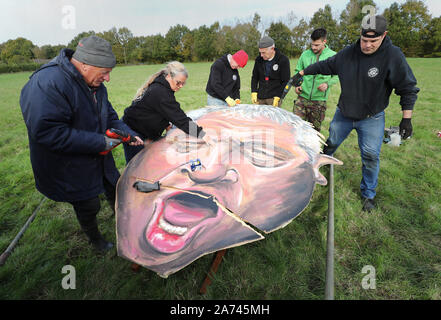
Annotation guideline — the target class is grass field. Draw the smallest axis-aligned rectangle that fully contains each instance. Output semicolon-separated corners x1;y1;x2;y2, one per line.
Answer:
0;58;440;300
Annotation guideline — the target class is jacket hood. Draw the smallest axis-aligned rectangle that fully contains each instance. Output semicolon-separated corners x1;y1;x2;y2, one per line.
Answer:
30;48;88;88
152;73;173;92
59;49;81;76
221;54;231;68
273;48;283;60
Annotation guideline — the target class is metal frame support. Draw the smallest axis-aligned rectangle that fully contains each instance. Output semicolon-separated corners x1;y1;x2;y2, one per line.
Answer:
325;164;335;300
0;197;46;266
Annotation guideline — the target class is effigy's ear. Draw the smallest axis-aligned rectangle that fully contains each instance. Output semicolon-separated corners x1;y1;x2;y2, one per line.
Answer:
313;154;343;186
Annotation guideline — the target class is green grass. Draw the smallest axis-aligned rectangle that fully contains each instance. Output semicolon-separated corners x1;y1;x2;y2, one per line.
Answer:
0;58;440;300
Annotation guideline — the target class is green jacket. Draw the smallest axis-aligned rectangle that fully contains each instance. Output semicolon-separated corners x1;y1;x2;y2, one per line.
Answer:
295;45;338;101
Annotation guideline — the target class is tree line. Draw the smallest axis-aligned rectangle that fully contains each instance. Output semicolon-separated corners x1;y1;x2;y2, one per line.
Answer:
1;0;440;73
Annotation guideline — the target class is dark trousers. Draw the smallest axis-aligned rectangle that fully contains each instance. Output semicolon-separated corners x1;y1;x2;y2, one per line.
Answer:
68;178;116;239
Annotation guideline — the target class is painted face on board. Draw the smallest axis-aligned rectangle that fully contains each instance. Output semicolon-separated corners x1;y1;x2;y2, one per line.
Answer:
116;105;342;277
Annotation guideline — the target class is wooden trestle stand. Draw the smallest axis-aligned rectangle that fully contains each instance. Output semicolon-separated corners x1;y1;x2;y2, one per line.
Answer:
199;249;227;294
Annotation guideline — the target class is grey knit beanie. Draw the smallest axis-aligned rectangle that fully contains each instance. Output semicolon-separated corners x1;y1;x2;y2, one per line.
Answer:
73;35;116;68
259;36;275;48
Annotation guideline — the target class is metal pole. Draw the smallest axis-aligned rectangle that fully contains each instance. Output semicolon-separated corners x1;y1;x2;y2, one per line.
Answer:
0;197;46;266
325;164;334;300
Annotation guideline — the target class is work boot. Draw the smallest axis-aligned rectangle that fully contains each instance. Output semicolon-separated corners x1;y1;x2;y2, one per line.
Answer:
362;197;376;212
89;233;114;252
81;221;114;252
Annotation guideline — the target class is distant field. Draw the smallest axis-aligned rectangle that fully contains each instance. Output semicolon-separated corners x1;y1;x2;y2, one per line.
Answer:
0;58;440;300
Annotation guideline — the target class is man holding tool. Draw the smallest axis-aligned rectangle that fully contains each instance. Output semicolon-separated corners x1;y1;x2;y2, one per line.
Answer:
290;15;419;212
20;35;143;252
251;36;290;107
293;28;338;132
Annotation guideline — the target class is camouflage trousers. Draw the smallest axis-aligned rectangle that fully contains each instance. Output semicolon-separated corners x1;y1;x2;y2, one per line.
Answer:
293;97;327;132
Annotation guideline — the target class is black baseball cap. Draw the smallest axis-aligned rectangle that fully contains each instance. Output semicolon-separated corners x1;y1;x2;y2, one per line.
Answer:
361;15;387;38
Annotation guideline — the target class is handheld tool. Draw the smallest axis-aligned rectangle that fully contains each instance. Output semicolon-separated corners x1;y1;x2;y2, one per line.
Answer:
100;128;136;155
384;126;401;146
280;72;304;106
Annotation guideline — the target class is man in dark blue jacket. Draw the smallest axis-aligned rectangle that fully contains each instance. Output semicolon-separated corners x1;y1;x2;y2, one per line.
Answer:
294;15;419;212
20;36;143;251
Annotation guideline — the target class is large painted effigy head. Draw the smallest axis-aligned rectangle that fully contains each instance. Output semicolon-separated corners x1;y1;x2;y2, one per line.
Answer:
116;105;342;277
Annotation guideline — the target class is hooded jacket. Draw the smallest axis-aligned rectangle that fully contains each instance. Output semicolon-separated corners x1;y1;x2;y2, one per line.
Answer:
295;45;338;101
303;36;419;120
251;48;291;99
205;54;241;100
20;48;137;202
123;74;204;140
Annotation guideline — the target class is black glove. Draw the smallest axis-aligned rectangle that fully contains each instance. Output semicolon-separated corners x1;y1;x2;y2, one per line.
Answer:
399;118;412;139
291;72;303;87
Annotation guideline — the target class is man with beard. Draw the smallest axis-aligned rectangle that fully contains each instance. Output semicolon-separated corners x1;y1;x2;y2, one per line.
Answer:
293;28;338;132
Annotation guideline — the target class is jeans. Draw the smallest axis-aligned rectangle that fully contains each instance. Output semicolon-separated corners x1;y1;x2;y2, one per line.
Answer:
323;108;385;199
207;95;228;106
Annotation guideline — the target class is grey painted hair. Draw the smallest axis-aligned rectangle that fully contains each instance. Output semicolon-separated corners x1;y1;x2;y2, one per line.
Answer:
187;104;325;164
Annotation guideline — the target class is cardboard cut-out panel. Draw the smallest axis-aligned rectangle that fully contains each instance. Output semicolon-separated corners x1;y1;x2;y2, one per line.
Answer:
116;105;342;277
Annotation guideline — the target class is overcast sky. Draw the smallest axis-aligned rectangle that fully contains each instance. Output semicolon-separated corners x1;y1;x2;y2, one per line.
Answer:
1;0;441;46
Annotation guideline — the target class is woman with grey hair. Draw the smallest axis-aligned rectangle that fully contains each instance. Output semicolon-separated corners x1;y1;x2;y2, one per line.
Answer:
122;61;209;163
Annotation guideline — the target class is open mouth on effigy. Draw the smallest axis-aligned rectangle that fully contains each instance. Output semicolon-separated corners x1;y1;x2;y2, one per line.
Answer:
145;190;223;254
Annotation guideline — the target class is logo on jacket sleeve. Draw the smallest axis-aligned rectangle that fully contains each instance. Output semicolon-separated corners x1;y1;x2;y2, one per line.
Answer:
232;75;237;81
273;64;279;71
368;67;379;78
